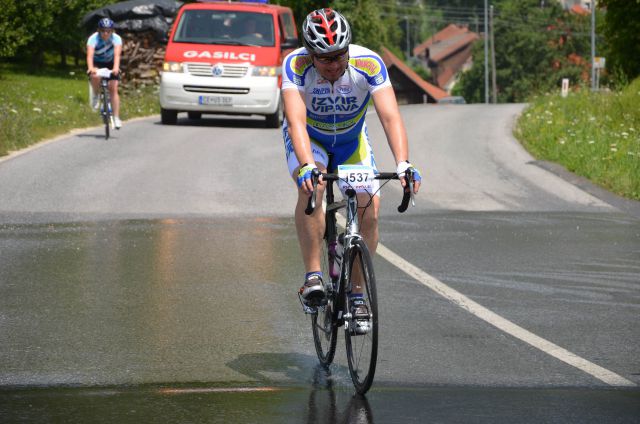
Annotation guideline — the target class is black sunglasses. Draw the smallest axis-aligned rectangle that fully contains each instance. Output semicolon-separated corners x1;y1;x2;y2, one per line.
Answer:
313;50;349;64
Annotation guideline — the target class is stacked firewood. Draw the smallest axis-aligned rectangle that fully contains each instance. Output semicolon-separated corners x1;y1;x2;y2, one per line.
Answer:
119;31;166;87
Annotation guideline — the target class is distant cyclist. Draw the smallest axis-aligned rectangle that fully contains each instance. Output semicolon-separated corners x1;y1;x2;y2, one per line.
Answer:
87;18;123;129
281;9;422;310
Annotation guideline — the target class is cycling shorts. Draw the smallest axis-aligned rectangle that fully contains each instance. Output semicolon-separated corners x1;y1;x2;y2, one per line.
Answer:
94;61;120;81
283;122;380;195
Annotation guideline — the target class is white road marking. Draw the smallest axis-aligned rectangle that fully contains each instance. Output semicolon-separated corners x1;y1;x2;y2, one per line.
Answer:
376;243;636;387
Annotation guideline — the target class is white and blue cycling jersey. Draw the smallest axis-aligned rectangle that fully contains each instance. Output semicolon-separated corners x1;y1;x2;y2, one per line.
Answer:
281;44;391;175
87;32;122;64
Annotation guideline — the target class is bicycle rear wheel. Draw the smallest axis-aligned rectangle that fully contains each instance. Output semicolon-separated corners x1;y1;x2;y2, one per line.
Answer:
344;238;378;395
311;239;339;367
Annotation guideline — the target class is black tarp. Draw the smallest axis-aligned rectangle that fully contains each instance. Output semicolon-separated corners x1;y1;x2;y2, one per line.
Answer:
81;0;183;42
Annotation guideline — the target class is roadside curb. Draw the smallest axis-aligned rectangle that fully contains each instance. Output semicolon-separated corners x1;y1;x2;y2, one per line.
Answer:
0;115;159;165
531;160;640;219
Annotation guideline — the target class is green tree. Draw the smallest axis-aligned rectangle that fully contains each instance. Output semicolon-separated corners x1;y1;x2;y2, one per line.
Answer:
276;0;400;54
0;0;27;57
0;0;55;64
455;0;594;103
599;0;640;81
272;0;330;36
332;0;392;52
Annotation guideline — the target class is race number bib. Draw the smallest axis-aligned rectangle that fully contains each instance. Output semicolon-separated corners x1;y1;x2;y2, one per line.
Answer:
96;68;112;78
337;165;375;194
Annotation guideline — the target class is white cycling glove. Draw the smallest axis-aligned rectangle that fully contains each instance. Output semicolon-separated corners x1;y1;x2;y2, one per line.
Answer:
396;161;422;182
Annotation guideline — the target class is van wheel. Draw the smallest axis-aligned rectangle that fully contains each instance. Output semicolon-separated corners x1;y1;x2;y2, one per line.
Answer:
188;112;202;120
265;100;282;128
161;108;178;125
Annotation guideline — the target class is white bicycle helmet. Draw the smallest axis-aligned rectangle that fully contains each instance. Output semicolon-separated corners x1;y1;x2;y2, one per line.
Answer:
302;8;351;54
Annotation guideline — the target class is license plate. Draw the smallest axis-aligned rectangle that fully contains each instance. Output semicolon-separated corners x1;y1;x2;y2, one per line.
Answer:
198;96;232;105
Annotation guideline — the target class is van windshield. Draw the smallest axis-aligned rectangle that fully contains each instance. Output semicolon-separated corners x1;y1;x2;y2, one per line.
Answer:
174;10;275;47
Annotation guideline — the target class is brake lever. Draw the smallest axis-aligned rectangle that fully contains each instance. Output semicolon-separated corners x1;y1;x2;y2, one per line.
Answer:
397;169;415;213
408;168;416;207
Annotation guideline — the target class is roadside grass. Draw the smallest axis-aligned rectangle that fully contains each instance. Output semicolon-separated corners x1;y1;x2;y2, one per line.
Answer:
515;77;640;200
0;64;159;156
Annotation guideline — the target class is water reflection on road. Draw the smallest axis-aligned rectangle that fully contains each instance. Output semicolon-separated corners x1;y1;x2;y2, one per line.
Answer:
2;380;639;423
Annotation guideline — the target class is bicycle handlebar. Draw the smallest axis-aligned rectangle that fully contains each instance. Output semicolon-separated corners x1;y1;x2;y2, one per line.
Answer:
87;68;113;79
305;169;415;215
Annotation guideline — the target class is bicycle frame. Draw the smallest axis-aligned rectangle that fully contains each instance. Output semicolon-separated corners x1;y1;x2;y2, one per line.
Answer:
315;171;411;318
90;68;114;139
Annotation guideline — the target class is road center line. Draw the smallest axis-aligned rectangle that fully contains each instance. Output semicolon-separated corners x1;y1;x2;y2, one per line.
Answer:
376;242;636;387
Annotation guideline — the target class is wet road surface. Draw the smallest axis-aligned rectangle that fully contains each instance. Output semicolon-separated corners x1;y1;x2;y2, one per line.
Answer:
1;106;639;422
1;213;638;422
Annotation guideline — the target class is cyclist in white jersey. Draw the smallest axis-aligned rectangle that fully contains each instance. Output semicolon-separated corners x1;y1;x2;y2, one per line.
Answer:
87;18;123;129
282;8;422;307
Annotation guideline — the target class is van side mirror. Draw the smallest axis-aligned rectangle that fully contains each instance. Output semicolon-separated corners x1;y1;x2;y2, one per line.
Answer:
281;37;299;50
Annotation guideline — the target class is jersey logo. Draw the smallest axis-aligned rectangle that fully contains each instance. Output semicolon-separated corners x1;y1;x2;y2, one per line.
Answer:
292;55;312;76
311;96;359;113
336;85;352;94
352;57;381;77
350;55;388;86
285;53;313;86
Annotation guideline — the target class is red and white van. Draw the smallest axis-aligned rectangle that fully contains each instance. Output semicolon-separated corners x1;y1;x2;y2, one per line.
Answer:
159;0;298;127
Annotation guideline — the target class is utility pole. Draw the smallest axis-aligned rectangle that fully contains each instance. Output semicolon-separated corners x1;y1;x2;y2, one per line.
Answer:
405;16;410;59
490;5;497;103
591;0;596;91
484;0;489;104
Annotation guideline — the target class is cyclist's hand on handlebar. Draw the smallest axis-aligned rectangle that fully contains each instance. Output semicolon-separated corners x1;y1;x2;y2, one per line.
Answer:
297;163;319;194
396;161;422;194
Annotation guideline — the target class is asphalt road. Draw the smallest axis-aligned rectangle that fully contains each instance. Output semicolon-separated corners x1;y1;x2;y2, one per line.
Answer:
0;105;638;423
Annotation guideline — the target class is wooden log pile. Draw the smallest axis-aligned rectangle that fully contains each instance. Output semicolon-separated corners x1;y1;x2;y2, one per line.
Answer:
119;31;166;88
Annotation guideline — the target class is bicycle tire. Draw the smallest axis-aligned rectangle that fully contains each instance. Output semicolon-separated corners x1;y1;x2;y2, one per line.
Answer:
102;84;111;140
344;238;378;395
311;215;339;367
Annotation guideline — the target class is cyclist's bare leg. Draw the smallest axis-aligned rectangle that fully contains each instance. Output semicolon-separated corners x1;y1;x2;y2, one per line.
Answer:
357;192;380;254
90;74;101;99
294;165;327;275
109;80;120;117
351;193;379;294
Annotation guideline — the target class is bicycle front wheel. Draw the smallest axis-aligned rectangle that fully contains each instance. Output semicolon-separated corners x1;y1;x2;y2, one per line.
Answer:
102;86;111;140
311;240;339;367
344;238;378;395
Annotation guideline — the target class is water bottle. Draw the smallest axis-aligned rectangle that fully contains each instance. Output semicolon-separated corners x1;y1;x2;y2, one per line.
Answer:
329;238;343;279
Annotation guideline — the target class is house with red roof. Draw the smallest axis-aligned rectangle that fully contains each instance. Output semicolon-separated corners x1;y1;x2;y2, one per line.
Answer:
412;24;479;93
557;0;593;13
379;47;448;104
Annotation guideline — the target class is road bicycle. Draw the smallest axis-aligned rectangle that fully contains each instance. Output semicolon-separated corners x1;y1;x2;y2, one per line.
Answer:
303;158;415;395
89;68;115;140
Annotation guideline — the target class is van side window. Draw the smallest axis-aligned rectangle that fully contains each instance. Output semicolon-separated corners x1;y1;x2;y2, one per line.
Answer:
279;12;295;41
